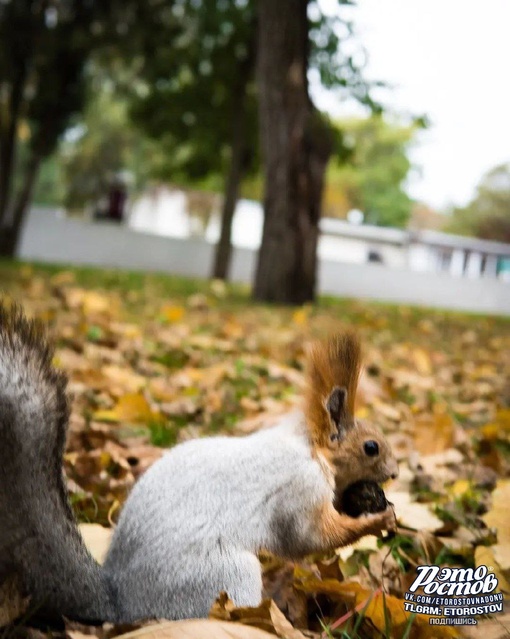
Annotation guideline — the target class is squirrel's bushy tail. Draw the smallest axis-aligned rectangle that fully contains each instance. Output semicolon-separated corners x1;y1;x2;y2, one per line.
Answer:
0;302;115;624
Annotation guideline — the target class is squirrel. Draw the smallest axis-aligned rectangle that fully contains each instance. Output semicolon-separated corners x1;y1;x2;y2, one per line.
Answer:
0;302;398;626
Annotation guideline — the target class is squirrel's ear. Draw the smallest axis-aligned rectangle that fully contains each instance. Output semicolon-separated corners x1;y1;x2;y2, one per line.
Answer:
326;386;352;441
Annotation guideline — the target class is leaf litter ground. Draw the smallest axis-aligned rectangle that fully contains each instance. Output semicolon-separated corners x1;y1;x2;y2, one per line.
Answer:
1;262;509;639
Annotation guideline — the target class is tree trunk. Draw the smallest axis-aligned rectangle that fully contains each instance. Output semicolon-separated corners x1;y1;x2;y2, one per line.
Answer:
211;84;247;280
253;0;332;305
0;66;28;226
0;154;41;258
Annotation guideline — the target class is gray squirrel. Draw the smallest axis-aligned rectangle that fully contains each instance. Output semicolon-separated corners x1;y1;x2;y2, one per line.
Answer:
0;302;398;625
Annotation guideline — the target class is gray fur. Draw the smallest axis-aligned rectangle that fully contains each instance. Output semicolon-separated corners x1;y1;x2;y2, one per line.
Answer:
0;304;116;624
104;414;331;621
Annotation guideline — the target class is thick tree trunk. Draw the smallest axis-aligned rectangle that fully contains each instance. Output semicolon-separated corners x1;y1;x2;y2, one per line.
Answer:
0;154;41;258
254;0;332;305
211;85;247;281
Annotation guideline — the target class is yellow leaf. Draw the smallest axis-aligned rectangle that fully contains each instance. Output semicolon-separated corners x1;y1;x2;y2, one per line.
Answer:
99;450;112;469
450;479;470;497
481;423;500;440
292;306;310;326
483;480;510;576
63;288;112;314
496;409;510;431
161;304;185;323
94;393;158;424
412;348;432;375
83;291;111;314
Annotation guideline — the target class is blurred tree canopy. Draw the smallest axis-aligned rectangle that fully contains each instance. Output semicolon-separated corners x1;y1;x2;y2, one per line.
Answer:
323;116;421;228
1;0;413;302
122;0;382;281
446;163;510;242
0;0;178;256
124;0;258;279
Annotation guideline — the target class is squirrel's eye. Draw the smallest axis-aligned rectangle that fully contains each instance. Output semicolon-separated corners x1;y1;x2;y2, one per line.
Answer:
364;440;379;457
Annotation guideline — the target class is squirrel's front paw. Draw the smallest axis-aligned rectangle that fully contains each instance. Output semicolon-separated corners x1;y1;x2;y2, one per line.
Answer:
362;505;396;536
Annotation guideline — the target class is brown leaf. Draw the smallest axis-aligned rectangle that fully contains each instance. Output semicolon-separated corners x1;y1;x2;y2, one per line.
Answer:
414;409;456;455
210;594;306;639
114;619;277;639
294;575;457;638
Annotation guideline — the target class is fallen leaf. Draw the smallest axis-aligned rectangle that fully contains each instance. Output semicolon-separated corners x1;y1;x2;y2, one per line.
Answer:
386;490;444;532
474;546;510;595
79;523;112;564
161;304;185;323
414;410;456;456
94;393;159;424
294;574;457;638
210;593;306;639
483;480;510;577
412;348;432;375
291;307;310;326
115;619;277;638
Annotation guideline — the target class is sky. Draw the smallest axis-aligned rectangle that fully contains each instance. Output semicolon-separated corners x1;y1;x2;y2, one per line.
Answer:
313;0;510;211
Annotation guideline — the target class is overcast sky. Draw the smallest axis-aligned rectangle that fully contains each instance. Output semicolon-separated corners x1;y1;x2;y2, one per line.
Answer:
313;0;510;211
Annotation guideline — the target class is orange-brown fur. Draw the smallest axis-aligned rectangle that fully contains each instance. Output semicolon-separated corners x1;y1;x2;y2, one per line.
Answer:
304;332;399;505
314;499;396;550
304;332;361;450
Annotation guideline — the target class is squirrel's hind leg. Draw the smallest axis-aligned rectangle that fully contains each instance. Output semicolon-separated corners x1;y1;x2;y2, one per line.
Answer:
218;549;263;608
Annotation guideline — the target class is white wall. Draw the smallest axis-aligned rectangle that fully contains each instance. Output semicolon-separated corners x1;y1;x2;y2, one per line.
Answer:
17;209;510;316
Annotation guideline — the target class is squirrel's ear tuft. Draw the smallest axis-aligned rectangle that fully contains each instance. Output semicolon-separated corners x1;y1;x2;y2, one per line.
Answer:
304;332;361;448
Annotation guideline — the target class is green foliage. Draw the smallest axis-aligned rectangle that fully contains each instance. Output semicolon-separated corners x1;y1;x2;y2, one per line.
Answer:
0;0;166;254
27;0;391;218
324;116;420;227
124;0;257;185
123;0;383;189
32;156;66;207
446;163;510;242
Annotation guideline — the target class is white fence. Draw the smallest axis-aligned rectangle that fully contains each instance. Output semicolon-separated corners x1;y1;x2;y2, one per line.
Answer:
17;208;510;316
